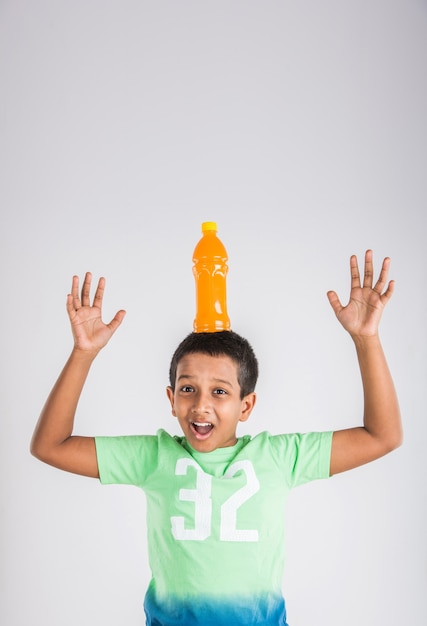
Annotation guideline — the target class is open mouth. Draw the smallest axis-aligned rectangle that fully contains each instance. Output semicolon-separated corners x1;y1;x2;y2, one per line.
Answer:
190;421;214;439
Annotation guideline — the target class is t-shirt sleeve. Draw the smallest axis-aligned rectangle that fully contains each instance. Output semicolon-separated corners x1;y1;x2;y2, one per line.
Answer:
268;430;333;488
95;434;160;486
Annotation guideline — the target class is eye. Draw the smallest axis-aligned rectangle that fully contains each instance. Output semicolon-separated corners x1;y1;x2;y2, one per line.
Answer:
180;385;194;393
213;388;227;396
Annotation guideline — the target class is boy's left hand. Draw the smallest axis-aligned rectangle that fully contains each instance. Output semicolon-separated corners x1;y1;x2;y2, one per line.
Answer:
327;250;395;339
327;250;402;475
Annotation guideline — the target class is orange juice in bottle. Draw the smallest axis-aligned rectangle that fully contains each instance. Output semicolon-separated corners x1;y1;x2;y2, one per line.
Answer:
193;222;231;333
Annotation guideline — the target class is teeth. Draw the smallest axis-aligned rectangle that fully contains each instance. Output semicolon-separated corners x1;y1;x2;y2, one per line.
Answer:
192;422;212;427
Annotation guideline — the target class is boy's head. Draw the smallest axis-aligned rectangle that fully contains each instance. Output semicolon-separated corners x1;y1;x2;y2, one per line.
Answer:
169;331;258;399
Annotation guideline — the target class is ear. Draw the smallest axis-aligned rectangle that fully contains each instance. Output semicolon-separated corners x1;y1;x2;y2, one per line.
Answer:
166;386;176;416
239;392;256;423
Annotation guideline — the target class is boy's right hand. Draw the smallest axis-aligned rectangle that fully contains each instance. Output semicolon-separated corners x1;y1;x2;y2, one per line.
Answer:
30;273;126;478
67;273;126;354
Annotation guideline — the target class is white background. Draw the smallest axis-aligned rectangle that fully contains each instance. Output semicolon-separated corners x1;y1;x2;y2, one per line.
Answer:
1;1;426;625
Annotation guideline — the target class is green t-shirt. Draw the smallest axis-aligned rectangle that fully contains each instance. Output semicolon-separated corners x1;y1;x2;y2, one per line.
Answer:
95;428;333;626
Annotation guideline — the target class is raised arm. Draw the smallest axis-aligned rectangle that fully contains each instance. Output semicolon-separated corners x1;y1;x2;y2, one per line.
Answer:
327;250;402;475
30;273;126;478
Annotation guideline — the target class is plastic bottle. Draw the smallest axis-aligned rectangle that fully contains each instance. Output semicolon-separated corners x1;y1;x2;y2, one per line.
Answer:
192;221;231;333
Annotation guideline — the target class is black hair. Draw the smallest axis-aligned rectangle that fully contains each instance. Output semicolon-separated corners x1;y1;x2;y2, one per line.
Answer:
169;331;258;399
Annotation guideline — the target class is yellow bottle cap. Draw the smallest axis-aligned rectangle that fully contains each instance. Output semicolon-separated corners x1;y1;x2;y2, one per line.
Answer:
201;221;217;232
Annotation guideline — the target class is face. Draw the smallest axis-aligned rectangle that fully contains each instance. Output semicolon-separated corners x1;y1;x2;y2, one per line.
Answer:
166;353;256;453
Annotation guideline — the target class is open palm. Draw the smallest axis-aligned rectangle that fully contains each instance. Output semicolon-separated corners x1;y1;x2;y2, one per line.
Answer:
327;250;394;338
66;273;126;352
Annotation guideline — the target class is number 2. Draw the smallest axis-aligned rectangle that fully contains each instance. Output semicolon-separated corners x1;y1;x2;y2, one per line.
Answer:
220;460;259;541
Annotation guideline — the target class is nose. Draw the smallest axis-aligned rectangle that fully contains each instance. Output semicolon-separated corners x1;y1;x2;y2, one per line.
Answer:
192;391;211;415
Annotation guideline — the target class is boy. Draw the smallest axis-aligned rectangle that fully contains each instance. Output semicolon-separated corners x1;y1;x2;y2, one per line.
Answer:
31;250;402;626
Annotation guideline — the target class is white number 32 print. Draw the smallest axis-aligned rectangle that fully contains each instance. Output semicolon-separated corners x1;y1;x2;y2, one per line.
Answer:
171;458;260;542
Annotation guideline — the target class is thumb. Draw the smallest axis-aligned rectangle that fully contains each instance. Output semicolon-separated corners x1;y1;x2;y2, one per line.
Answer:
107;309;126;334
326;291;343;317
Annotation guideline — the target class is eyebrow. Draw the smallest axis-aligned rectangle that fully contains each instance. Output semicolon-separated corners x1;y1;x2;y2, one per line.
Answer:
177;374;234;388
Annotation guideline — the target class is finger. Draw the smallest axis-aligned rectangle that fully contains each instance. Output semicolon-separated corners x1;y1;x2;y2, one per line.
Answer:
362;249;374;289
81;272;92;307
373;256;391;294
70;275;81;310
326;290;343;317
350;254;361;290
93;276;106;309
66;293;76;318
107;309;126;334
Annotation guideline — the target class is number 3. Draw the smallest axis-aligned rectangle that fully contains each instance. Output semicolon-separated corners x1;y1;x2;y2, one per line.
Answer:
171;458;260;542
171;458;212;540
